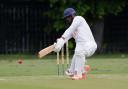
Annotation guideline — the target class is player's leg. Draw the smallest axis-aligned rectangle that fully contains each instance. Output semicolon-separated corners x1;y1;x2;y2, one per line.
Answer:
81;58;86;79
84;42;97;57
81;42;97;79
71;43;85;80
71;51;86;80
65;55;75;76
71;42;96;80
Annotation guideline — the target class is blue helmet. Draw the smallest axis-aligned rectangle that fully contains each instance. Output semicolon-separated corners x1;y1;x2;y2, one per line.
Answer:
64;8;76;18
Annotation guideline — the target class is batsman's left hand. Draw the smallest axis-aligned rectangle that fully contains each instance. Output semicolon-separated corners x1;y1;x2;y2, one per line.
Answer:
53;38;65;52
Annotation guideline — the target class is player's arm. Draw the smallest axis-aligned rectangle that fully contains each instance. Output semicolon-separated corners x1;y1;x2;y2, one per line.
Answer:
62;17;81;39
54;17;81;53
53;29;73;53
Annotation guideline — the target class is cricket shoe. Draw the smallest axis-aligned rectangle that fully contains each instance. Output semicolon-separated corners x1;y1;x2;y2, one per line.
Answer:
81;65;90;79
71;75;83;80
65;70;73;77
82;72;86;79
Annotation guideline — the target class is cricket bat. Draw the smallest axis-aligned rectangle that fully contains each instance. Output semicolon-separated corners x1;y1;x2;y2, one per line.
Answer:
38;44;55;58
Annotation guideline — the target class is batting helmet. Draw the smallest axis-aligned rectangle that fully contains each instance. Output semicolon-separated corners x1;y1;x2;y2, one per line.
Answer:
64;8;76;18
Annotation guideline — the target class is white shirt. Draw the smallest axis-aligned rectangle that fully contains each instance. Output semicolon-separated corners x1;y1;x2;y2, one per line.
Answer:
62;16;96;43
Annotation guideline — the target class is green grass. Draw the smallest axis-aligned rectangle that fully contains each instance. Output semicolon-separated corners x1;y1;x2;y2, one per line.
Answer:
0;75;128;89
0;54;128;89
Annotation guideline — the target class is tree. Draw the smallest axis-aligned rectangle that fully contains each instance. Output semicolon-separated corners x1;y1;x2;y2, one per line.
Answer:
40;0;127;52
86;0;127;53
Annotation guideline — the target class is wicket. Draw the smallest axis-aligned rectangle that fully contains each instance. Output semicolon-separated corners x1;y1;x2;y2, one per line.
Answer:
57;42;69;76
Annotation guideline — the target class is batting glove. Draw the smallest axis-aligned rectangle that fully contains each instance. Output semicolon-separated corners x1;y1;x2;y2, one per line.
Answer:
53;38;65;52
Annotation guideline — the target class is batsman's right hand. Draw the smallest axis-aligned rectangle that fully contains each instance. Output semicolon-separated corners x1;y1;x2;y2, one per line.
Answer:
53;38;65;52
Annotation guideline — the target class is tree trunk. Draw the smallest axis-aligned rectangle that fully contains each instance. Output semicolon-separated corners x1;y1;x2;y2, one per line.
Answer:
91;20;104;53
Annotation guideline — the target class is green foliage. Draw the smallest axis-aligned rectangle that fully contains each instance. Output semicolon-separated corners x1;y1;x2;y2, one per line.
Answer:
41;0;127;31
68;41;74;49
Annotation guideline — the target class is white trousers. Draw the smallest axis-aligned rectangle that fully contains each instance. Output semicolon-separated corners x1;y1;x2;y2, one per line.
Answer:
68;41;97;76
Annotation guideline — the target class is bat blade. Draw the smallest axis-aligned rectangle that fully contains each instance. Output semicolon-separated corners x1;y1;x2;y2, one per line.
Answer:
38;44;54;58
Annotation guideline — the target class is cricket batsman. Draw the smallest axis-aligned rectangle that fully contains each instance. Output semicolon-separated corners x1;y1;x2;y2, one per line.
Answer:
54;8;97;80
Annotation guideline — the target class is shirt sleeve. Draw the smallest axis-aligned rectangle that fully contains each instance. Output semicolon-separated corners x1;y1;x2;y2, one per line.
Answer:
62;16;81;40
64;34;72;43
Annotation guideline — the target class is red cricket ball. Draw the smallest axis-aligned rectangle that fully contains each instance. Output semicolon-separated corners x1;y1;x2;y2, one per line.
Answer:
18;59;23;64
